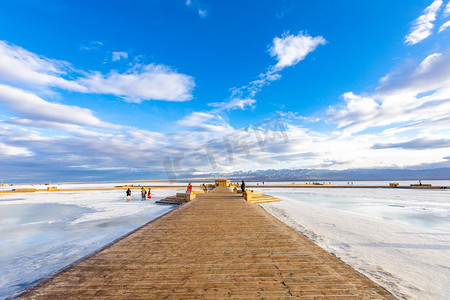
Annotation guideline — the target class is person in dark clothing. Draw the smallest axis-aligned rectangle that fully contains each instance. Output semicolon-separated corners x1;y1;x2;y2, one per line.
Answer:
141;187;147;201
126;188;131;202
241;180;245;193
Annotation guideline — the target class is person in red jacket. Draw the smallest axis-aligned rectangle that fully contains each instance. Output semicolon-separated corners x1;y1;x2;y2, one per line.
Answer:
147;188;152;199
186;182;192;193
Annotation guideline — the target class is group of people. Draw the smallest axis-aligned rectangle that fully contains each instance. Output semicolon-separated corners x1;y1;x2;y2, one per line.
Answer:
125;187;151;202
125;181;246;202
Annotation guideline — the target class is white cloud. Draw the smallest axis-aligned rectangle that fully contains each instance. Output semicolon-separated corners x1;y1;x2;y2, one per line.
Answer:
405;0;443;45
372;137;450;150
6;118;117;136
0;40;195;103
326;49;450;135
174;112;236;136
444;1;450;16
242;71;282;98
415;53;442;73
79;64;195;102
326;92;380;132
277;111;320;122
112;51;128;61
176;112;215;127
438;20;450;32
207;31;325;113
80;41;103;51
209;70;281;112
185;0;207;18
379;51;450;95
126;129;165;144
0;84;108;127
209;98;256;111
0;141;32;156
269;31;326;70
0;41;86;92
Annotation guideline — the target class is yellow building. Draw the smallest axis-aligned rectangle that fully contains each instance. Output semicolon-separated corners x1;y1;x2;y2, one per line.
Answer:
215;179;230;187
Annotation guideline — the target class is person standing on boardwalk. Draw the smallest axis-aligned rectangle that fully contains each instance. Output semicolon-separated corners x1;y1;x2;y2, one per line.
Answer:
126;188;131;202
141;187;147;201
186;182;193;194
241;180;245;193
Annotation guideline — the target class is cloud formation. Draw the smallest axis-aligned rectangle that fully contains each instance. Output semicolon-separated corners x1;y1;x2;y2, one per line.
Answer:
208;98;256;111
0;84;108;128
269;31;326;70
112;51;128;61
210;31;325;112
0;41;86;92
79;64;195;102
372;137;450;150
0;40;195;102
80;41;103;51
326;92;380;132
1;18;449;183
326;49;450;135
0;139;32;156
175;112;232;134
321;46;450;172
445;1;450;16
185;0;207;18
0;40;199;177
438;20;450;32
404;0;443;45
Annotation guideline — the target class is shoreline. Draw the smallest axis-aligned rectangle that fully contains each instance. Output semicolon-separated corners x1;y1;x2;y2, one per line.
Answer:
248;184;449;189
2;178;450;186
1;184;448;195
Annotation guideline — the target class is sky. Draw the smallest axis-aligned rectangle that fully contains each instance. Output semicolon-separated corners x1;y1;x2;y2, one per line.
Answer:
1;0;450;182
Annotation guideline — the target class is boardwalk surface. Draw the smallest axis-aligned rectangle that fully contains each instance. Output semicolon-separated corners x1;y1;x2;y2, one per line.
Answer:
20;187;394;299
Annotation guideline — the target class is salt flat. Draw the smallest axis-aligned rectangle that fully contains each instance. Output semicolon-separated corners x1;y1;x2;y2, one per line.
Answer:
0;184;181;299
258;187;450;299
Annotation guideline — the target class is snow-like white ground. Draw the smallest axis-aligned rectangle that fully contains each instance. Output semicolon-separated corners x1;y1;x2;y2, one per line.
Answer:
1;181;449;299
256;185;450;300
247;179;450;186
0;181;199;192
0;185;183;299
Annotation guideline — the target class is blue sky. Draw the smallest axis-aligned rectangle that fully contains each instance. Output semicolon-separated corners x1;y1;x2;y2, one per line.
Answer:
1;0;450;182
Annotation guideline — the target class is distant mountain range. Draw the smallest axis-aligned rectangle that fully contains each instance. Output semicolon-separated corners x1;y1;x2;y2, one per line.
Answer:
5;167;449;184
184;167;450;181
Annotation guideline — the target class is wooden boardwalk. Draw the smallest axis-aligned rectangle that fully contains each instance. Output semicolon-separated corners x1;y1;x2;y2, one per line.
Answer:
18;187;394;299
